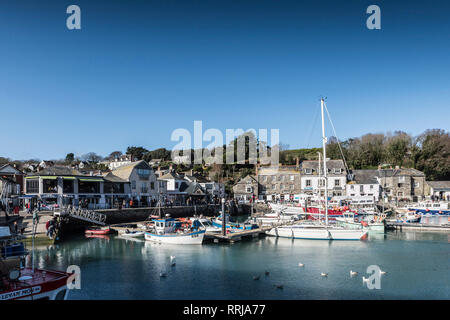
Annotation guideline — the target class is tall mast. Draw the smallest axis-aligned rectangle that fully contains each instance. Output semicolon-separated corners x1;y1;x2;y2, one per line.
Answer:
321;98;329;226
317;151;321;224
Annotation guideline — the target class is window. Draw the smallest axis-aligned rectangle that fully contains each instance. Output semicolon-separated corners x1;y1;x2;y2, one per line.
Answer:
26;179;39;194
360;185;364;193
150;182;155;190
414;182;420;188
306;180;311;187
305;168;312;175
290;175;295;181
334;179;340;187
399;176;406;183
131;180;136;190
350;185;354;190
319;179;325;187
370;185;374;190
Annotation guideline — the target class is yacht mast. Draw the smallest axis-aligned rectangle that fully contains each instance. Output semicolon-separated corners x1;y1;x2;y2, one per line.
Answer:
317;151;322;224
320;98;329;226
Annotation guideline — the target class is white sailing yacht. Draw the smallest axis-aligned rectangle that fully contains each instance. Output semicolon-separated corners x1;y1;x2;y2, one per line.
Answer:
266;98;368;240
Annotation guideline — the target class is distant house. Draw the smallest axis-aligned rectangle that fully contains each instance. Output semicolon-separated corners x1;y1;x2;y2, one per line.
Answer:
426;181;450;201
108;154;135;170
107;160;159;206
232;175;259;202
0;164;24;195
346;170;381;205
257;165;301;202
39;160;55;169
158;171;189;205
300;159;347;197
376;167;426;202
148;159;162;166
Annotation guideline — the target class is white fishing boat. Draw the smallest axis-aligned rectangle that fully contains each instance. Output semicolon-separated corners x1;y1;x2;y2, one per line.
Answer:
144;217;205;245
266;98;368;241
189;217;222;233
335;212;385;233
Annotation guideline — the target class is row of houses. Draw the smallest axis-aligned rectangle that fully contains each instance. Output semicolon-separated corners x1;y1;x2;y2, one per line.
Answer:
233;159;450;204
0;161;225;210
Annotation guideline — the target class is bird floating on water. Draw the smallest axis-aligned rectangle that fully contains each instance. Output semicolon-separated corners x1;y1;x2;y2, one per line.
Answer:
350;270;358;277
380;270;387;275
298;263;304;267
160;272;167;278
253;275;260;280
170;256;176;266
321;272;328;277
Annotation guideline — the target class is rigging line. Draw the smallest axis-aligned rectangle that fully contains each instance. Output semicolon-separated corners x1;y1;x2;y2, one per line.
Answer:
305;104;320;150
323;101;350;173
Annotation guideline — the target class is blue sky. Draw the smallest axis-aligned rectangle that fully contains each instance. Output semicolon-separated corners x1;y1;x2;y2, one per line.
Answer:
1;0;449;160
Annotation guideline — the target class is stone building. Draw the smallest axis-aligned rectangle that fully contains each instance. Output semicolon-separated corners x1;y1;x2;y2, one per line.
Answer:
425;181;450;201
257;165;301;201
232;175;259;202
375;167;426;202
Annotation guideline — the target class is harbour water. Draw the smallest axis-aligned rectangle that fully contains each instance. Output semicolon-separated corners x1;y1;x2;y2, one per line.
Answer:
29;231;449;300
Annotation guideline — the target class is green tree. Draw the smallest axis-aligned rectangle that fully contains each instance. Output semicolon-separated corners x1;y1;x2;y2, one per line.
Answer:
126;146;148;160
65;153;75;164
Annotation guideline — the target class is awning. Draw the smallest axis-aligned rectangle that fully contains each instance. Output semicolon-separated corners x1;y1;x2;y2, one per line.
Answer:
19;195;38;199
62;176;76;180
41;176;58;180
25;176;39;179
79;178;103;182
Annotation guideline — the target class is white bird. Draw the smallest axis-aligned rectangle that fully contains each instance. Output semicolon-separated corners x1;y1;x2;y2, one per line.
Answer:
321;272;328;277
350;270;358;277
298;263;305;267
380;270;387;275
170;256;176;266
160;272;167;278
362;276;369;283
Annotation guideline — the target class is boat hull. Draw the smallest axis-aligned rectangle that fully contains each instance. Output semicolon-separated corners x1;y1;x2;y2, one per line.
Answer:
144;230;205;244
266;226;367;240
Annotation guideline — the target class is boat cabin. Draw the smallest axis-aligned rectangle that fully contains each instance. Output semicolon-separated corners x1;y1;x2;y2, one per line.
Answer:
153;218;177;234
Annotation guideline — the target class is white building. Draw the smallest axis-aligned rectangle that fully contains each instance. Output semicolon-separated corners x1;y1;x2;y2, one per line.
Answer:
108;154;134;170
346;169;381;202
300;159;347;197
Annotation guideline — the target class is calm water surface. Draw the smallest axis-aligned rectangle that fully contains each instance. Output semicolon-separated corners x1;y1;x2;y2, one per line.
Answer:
29;231;449;299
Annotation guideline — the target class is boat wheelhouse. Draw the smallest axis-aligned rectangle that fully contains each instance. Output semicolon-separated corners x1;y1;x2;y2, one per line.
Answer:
144;218;205;244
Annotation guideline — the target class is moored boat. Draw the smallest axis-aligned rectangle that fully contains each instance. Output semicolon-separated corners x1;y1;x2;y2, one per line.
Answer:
144;217;205;245
85;226;112;235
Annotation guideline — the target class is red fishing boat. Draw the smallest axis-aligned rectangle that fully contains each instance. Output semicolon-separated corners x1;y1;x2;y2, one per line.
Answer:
1;219;71;300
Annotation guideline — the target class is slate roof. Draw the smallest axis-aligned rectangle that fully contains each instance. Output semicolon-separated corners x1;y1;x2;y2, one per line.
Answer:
28;166;83;176
350;170;379;185
376;168;425;177
109;160;151;181
427;181;450;190
301;159;346;170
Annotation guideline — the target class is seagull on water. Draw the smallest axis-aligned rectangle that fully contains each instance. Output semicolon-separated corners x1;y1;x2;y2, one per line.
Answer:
321;272;328;277
350;270;358;277
170;256;176;266
380;270;387;275
160;272;167;278
298;263;305;267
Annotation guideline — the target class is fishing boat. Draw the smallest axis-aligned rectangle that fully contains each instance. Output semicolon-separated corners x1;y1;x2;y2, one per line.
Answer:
404;201;450;216
266;99;368;241
395;212;421;223
189;217;222;233
212;213;259;230
335;211;385;233
144;217;205;245
1;216;71;300
85;226;112;235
